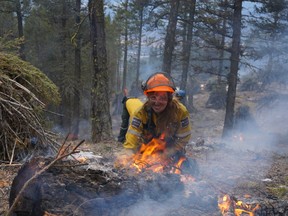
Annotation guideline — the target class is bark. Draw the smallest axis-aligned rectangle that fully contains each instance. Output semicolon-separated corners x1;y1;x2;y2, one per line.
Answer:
180;0;196;107
15;0;25;60
162;0;180;74
72;0;82;138
135;7;143;96
222;0;243;138
122;0;129;91
89;0;112;142
59;0;70;129
217;0;228;84
180;0;195;89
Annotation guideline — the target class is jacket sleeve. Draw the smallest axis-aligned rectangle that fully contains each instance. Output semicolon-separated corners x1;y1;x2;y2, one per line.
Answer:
123;110;144;150
174;104;192;152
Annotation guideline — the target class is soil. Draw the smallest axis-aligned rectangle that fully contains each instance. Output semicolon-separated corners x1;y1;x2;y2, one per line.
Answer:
1;90;288;215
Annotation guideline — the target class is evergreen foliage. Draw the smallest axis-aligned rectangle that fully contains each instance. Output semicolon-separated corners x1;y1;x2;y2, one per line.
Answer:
0;52;61;105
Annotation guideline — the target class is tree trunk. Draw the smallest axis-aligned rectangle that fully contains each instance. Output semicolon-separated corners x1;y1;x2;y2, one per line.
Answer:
222;0;243;138
72;0;82;139
135;7;143;96
122;0;129;91
15;0;25;60
217;0;228;84
162;0;180;74
59;0;71;130
180;0;196;107
89;0;112;142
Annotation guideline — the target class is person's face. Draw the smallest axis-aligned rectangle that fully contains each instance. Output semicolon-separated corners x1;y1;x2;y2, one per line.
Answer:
148;92;169;113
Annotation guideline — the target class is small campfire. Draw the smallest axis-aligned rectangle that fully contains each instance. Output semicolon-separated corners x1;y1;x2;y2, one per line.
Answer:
116;135;199;178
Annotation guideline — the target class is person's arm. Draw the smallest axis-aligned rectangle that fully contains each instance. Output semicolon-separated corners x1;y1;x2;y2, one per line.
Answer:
174;105;192;152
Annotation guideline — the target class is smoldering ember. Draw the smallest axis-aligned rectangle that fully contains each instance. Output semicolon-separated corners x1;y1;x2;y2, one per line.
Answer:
5;131;288;216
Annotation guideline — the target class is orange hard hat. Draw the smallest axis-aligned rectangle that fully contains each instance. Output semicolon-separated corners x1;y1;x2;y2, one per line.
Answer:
143;72;175;95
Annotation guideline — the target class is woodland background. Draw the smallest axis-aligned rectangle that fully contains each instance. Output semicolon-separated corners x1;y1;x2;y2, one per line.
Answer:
0;0;288;155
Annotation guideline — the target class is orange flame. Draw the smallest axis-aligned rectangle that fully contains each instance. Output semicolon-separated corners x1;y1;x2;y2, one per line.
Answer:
118;134;189;175
132;137;184;174
218;194;231;214
218;194;260;216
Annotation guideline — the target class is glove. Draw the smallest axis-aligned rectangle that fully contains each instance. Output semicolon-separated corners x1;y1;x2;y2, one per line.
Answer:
162;148;186;162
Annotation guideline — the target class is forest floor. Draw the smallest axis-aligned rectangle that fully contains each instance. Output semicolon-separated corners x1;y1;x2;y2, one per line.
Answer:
1;89;288;215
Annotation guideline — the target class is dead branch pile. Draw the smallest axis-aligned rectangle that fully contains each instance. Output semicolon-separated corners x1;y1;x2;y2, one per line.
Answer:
0;52;61;162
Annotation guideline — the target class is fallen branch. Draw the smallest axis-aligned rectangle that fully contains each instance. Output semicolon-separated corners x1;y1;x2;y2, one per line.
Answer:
0;164;22;167
6;139;85;216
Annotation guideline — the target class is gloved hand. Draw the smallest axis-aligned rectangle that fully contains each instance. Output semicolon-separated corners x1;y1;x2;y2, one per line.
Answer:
162;148;186;162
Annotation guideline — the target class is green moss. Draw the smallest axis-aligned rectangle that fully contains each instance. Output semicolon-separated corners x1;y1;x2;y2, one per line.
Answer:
0;52;61;105
267;186;288;198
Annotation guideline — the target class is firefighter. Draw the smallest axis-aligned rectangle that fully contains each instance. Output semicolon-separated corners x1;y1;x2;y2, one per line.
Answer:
174;89;186;104
123;72;192;160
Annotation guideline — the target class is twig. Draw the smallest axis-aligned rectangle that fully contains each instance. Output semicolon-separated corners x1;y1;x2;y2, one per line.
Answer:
5;140;85;216
9;139;17;165
0;163;22;167
53;163;88;168
0;188;5;195
55;133;70;159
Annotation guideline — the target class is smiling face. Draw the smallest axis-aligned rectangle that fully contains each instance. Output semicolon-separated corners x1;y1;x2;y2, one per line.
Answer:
147;91;169;114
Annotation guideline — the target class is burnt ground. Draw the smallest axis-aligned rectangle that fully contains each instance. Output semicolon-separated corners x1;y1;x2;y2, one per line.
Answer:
1;90;288;215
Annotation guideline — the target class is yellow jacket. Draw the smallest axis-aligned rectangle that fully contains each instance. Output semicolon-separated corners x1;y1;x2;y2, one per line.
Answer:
123;99;192;152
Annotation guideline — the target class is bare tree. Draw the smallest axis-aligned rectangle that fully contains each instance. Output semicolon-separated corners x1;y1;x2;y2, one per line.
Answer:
162;0;180;74
88;0;112;142
15;0;25;60
180;0;196;109
122;0;129;91
222;0;243;138
72;0;82;139
135;0;146;95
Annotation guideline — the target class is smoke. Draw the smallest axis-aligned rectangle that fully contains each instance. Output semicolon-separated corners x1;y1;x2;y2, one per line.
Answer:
194;94;288;198
125;194;182;216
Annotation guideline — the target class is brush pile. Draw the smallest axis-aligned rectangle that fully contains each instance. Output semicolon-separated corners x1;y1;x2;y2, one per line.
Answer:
0;52;61;162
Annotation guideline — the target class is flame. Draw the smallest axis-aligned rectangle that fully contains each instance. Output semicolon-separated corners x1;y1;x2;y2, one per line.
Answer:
218;194;260;216
218;194;232;214
172;156;186;174
76;157;87;163
117;134;192;176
